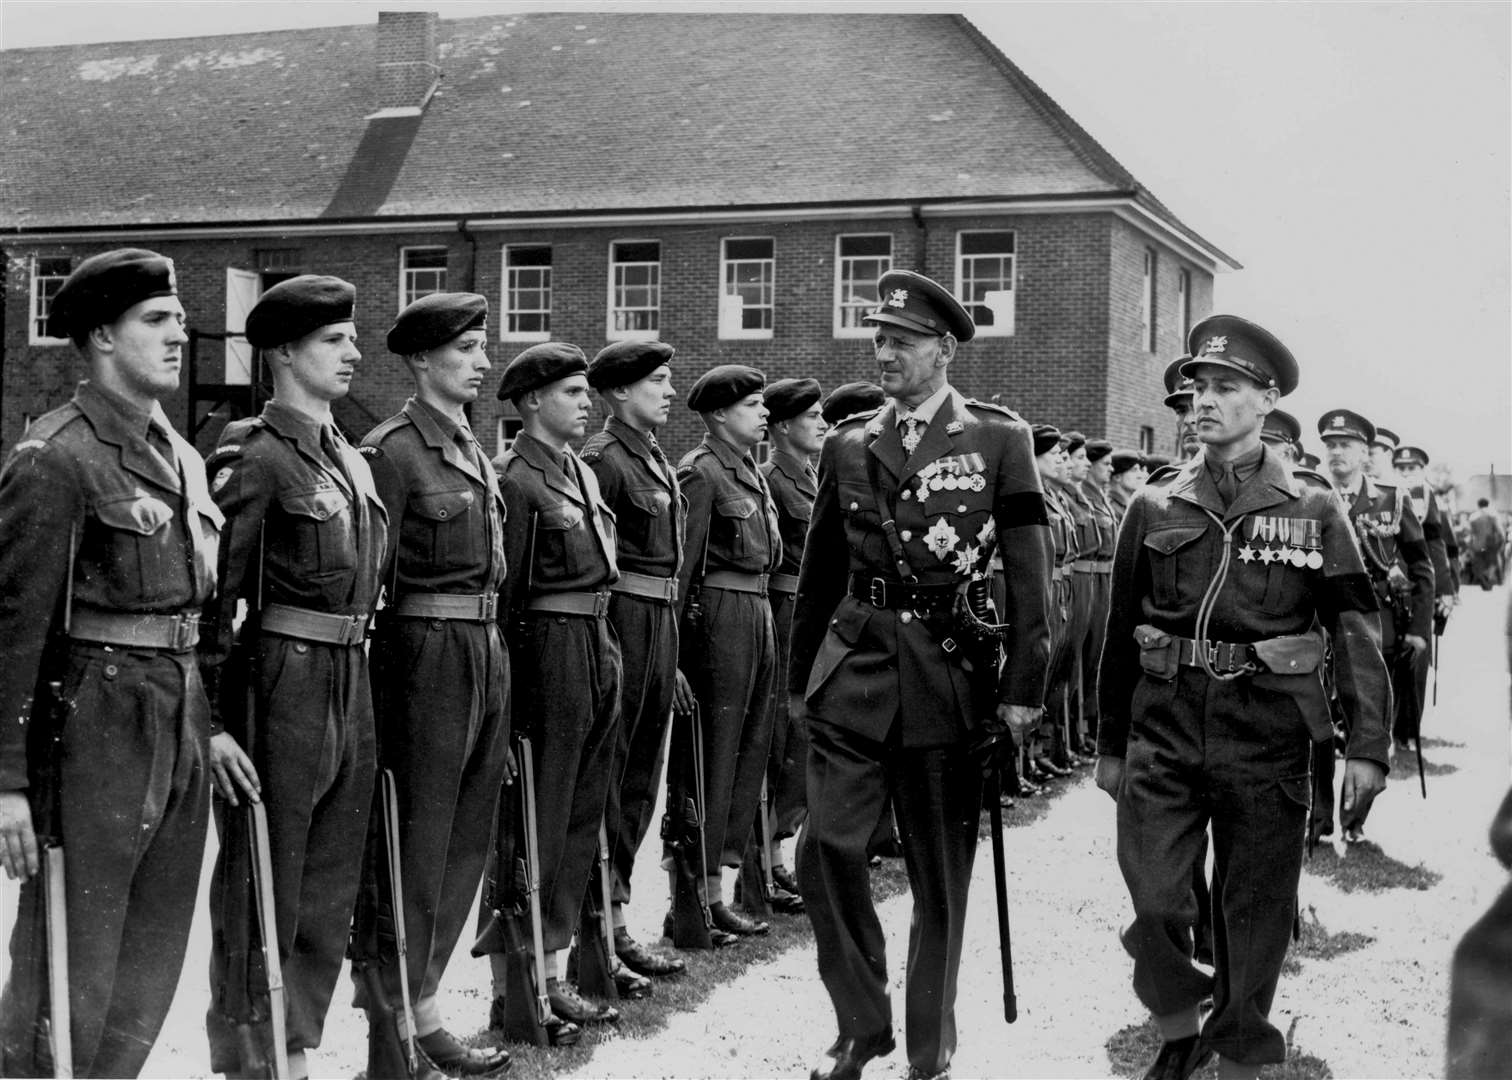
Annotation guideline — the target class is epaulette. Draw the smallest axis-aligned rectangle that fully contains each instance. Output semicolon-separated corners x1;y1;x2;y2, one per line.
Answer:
966;397;1021;421
362;412;410;447
206;417;265;462
14;403;82;446
678;443;714;471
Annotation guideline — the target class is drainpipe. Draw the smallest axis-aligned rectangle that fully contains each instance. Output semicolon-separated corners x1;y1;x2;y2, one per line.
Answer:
911;205;928;275
457;217;477;292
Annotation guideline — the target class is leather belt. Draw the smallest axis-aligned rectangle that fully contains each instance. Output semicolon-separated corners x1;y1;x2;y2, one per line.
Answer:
610;571;678;605
526;590;611;618
849;574;955;611
260;603;371;646
393;592;499;621
702;571;768;596
68;608;200;650
769;572;800;596
1073;559;1114;573
1173;635;1257;675
1051;566;1070;583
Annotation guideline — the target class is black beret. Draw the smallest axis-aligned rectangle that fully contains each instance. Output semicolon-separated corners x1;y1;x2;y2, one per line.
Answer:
245;275;356;349
764;378;823;423
1032;424;1062;457
687;364;765;413
1372;426;1400;452
863;269;975;343
1061;430;1087;454
1110;449;1144;475
1085;438;1113;463
588;340;675;390
821;381;886;425
1393;445;1430;468
496;341;588;401
387;292;487;355
1183;314;1299;397
48;248;178;340
1315;408;1372;446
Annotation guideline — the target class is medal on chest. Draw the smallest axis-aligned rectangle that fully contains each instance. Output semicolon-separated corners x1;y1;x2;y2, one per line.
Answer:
908;452;987;507
1238;514;1323;570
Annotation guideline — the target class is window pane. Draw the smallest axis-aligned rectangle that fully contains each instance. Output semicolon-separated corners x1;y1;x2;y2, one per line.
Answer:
725;237;774;261
840;235;890;257
961;231;1014;256
506;246;553;336
614;241;660;263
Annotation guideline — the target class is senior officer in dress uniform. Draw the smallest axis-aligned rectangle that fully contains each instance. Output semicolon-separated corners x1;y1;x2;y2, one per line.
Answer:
580;340;691;980
1391;443;1459;737
488;342;623;1028
0;250;218;1079
669;364;783;940
1315;408;1431;842
353;293;513;1076
757;377;827;904
790;270;1052;1080
201;275;389;1080
1097;316;1389;1080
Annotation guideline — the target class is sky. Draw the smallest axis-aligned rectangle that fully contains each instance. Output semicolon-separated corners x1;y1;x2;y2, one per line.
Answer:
3;0;1508;479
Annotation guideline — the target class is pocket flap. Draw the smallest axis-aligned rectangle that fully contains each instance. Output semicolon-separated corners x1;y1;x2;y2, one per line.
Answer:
829;599;870;645
715;495;758;520
411;487;474;522
1134;623;1172;650
1143;524;1207;556
627;486;670;517
279;486;348;522
96;493;173;535
1251;633;1324;675
539;503;582;530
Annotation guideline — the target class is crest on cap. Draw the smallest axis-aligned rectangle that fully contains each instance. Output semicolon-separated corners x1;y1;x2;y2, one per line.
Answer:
1331;415;1345;428
886;289;909;309
1203;336;1229;355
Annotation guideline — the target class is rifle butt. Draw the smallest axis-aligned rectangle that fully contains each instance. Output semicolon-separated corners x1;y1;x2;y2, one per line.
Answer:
42;845;73;1078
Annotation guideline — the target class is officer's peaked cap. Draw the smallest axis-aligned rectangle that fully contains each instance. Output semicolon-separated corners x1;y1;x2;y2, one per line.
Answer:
1182;315;1299;397
862;270;975;343
1316;408;1373;446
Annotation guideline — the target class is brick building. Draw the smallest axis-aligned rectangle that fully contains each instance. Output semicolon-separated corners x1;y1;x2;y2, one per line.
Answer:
0;10;1237;460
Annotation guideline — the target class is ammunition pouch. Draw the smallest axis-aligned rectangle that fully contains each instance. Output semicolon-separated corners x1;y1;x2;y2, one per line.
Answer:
1134;624;1324;680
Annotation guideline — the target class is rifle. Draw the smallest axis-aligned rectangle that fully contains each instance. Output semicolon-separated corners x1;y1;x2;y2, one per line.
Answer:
736;780;774;918
32;678;72;1080
663;702;717;949
570;822;619;1001
245;803;288;1080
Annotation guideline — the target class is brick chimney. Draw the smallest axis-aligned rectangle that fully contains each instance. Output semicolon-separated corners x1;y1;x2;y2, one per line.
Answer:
374;11;439;115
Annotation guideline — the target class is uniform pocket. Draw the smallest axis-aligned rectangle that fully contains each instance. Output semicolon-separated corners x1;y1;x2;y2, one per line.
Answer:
1143;524;1207;607
277;484;355;575
408;487;479;570
715;493;760;558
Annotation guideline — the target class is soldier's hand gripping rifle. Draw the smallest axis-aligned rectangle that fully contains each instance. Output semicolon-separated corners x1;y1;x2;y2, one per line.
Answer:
954;529;1018;1024
662;701;717;949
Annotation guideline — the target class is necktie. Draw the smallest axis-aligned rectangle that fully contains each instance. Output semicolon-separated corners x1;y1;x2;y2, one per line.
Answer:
646;432;671;484
149;419;207;589
1216;463;1239;509
901;415;923;456
322;425;356;496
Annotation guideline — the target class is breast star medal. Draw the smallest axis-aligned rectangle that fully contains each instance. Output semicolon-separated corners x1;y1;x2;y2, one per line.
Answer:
924;517;959;561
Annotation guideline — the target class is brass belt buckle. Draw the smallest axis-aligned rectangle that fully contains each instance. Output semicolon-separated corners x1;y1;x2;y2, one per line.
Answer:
1204;640;1221;670
869;578;887;609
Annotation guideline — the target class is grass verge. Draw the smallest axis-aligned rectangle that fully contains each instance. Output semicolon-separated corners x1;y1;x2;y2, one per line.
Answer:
1106;1016;1332;1079
1304;840;1441;893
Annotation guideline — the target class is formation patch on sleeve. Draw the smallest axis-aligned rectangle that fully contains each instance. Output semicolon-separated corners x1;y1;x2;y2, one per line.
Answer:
358;445;383;459
580;446;603;463
211;466;235;493
12;439;46;452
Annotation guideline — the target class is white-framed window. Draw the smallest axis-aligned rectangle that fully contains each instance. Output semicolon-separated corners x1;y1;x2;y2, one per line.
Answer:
834;234;892;337
495;415;524;455
502;245;552;341
399;246;448;308
1176;268;1191;343
719;237;775;339
1139;425;1156;454
956;231;1016;337
29;255;72;344
608;240;661;340
1141;248;1156;352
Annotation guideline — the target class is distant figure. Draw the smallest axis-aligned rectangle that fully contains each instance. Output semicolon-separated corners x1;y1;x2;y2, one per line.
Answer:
1467;499;1506;589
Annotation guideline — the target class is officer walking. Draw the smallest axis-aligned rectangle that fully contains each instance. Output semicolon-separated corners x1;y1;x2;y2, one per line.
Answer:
0;250;218;1078
1098;316;1389;1080
791;270;1052;1080
670;365;783;940
355;292;513;1075
488;342;623;1028
580;340;691;979
202;275;389;1080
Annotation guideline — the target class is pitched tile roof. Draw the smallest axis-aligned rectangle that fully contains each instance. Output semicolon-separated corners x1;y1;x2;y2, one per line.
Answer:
0;11;1231;262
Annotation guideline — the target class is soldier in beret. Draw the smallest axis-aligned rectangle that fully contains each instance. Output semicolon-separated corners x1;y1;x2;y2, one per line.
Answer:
1390;442;1458;750
1098;315;1389;1080
350;293;513;1075
1079;439;1118;753
1108;450;1147;523
580;340;691;981
1162;356;1202;461
752;377;826;908
484;342;623;1030
1315;408;1432;842
791;270;1052;1080
200;275;390;1079
0;249;218;1077
1024;424;1077;798
1052;431;1096;771
668;364;783;942
821;382;887;428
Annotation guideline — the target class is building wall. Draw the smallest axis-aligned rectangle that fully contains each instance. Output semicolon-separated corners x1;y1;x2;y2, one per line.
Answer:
2;210;1212;464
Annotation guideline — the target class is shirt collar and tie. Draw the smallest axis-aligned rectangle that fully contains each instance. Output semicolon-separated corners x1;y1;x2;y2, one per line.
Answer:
895;383;953;456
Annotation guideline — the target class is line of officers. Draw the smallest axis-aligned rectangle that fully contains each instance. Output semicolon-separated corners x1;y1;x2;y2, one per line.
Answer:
0;247;1456;1080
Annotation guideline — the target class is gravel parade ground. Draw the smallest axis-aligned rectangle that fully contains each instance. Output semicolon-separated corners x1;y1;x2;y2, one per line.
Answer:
3;589;1505;1079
